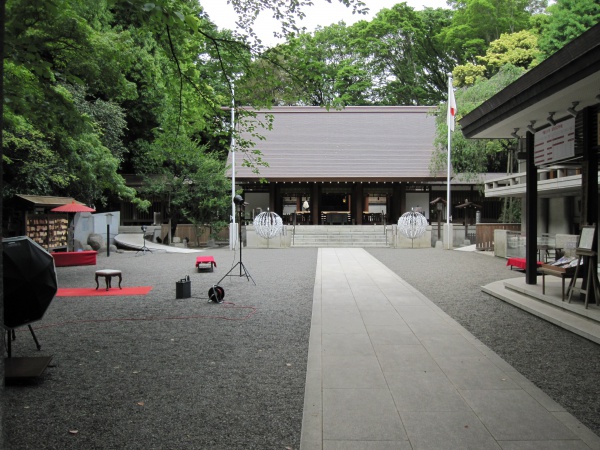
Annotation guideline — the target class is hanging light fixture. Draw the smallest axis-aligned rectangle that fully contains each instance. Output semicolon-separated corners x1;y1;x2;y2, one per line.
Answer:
567;101;580;117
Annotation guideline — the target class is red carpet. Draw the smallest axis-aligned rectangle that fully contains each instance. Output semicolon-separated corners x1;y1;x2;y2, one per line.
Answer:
56;287;153;297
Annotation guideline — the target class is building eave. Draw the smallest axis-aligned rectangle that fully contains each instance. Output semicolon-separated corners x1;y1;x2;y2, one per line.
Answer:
460;24;600;139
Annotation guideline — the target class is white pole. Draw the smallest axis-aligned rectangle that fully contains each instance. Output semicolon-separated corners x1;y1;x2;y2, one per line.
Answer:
230;83;237;250
446;73;453;250
446;132;451;249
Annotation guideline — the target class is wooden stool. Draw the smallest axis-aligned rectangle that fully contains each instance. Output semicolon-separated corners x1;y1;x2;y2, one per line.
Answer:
95;269;123;291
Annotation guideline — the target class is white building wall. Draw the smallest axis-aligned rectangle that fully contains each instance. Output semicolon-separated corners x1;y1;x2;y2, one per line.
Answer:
548;197;572;235
405;192;430;220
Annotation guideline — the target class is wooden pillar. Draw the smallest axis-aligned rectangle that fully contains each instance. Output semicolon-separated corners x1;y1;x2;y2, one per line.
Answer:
353;183;363;225
390;184;404;223
273;184;283;216
581;108;598;228
580;108;598;302
311;183;320;225
525;131;538;285
269;183;276;212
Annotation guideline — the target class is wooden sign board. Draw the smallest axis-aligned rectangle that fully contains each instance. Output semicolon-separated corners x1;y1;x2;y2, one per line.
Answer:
578;225;595;251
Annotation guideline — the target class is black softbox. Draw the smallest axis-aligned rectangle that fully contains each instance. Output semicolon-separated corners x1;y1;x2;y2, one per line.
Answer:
3;236;58;329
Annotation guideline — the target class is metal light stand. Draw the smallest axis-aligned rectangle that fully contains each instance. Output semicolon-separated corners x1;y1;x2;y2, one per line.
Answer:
217;202;255;285
136;225;153;256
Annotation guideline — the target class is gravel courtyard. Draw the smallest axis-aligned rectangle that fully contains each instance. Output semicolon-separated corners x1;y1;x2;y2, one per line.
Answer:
3;246;600;449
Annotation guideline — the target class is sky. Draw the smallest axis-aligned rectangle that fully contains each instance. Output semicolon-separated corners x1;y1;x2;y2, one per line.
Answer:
201;0;450;46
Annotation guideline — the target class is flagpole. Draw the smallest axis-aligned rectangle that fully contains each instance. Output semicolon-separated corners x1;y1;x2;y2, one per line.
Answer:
230;82;237;251
446;73;453;250
446;121;451;249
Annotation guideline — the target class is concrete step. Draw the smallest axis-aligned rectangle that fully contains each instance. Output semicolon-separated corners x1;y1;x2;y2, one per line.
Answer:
291;225;389;247
483;278;600;345
292;243;389;248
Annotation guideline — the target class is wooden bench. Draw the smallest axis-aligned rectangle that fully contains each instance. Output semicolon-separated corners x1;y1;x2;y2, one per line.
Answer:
540;265;577;301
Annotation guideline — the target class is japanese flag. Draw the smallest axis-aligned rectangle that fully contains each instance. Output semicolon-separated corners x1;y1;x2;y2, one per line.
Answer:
447;83;457;132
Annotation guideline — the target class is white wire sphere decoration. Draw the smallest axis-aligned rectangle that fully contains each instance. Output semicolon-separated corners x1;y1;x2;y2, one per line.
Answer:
397;211;428;239
253;211;284;239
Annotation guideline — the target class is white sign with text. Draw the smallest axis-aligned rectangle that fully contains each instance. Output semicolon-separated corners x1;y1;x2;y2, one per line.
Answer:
534;118;575;166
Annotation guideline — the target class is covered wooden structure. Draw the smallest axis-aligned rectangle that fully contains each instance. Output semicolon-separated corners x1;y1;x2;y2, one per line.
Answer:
460;24;600;284
227;106;503;225
2;195;84;250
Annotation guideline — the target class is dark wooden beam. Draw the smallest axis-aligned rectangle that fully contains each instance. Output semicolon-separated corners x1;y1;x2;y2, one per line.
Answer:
526;131;538;284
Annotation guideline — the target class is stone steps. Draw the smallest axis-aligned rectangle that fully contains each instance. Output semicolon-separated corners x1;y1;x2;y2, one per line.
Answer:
291;225;388;248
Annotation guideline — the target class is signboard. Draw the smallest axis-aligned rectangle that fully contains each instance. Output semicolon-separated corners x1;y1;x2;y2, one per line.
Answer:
534;118;575;166
578;225;595;251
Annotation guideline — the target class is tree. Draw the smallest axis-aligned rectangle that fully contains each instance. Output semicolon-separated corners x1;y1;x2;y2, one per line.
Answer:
431;64;525;179
537;0;600;58
3;0;368;205
478;29;539;72
453;29;540;87
3;0;140;205
261;22;372;107
223;0;368;47
134;131;231;240
1;0;6;391
354;4;454;105
440;0;545;64
245;3;455;107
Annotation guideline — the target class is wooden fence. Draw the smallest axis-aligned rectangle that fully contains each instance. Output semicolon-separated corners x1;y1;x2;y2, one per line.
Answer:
476;223;521;251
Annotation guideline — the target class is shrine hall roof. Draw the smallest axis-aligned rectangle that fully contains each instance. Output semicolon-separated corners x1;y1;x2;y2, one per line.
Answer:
226;106;441;183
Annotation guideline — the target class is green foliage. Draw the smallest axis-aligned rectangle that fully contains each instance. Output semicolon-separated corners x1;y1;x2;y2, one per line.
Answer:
440;0;544;63
431;65;525;178
499;197;521;223
268;22;372;107
247;3;455;107
537;0;600;58
453;63;487;88
3;0;241;217
453;29;540;86
354;4;455;105
4;0;596;229
3;0;139;205
478;29;539;72
134;131;231;232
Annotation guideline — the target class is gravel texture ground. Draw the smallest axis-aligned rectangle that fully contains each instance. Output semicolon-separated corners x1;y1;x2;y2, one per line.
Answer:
3;246;600;449
3;247;317;450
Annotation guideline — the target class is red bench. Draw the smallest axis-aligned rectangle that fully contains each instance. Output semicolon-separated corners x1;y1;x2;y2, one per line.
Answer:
196;256;216;272
52;250;97;267
506;257;542;270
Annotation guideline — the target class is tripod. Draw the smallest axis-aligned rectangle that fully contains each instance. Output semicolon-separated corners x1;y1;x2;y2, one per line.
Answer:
136;226;153;256
217;204;255;285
